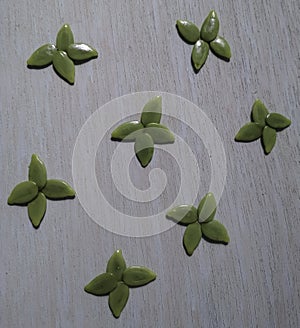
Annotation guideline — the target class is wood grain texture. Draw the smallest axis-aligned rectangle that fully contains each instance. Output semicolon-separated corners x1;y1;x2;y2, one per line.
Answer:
0;0;299;327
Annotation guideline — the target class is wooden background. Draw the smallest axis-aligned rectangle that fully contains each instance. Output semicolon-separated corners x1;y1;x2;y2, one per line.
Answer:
0;0;299;327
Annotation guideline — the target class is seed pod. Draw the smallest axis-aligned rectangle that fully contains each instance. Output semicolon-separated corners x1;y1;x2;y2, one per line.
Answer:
266;113;291;130
235;122;263;142
53;50;75;84
106;250;127;281
209;36;231;60
84;272;118;296
122;266;156;287
251;99;269;126
197;192;217;223
8;181;38;205
42;179;75;200
109;282;129;318
262;126;276;154
56;24;74;51
166;205;198;225
28;154;47;189
201;220;230;243
27;44;56;67
134;133;154;167
140;96;162;126
67;43;98;61
111;121;144;141
200;10;219;42
27;192;47;228
176;20;200;44
183;222;202;256
144;123;175;144
191;40;209;70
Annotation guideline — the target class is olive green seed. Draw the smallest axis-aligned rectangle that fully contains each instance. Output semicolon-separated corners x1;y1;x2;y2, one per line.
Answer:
235;122;263;142
67;43;98;61
42;179;75;200
200;10;219;42
266;113;291;130
191;40;209;71
197;192;217;223
84;272;118;296
56;24;74;52
27;192;47;228
8;181;38;205
109;282;130;318
210;36;231;60
166;205;198;225
144;123;175;144
176;20;200;44
111;121;144;141
134;133;154;167
122;266;156;287
183;222;202;256
27;44;56;67
106;250;127;281
140;96;162;126
53;50;75;84
28;154;47;190
201;220;230;243
262;126;276;154
251;99;269;126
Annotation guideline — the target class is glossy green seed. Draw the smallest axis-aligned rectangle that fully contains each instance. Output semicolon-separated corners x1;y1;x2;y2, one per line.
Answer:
67;43;98;61
109;282;129;318
200;10;219;42
166;205;198;225
84;272;118;296
53;50;75;84
106;250;127;281
111;121;144;141
266;113;291;130
144;123;175;144
197;192;217;223
28;154;47;190
183;222;202;256
201;220;230;243
8;181;38;205
56;24;74;52
191;40;209;70
210;36;231;60
235;122;263;142
262;126;276;154
27;44;56;67
134;133;154;167
176;20;200;44
27;192;47;228
140;96;162;126
122;266;156;287
42;179;75;200
251;99;269;126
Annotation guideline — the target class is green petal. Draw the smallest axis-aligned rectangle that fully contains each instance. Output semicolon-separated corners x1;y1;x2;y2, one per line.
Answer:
42;179;75;200
134;133;154;167
183;222;202;256
144;123;175;144
8;181;38;205
106;250;127;281
53;50;75;84
262;126;276;154
111;121;144;141
251;99;269;126
56;24;74;51
166;205;198;225
109;282;129;318
209;36;231;60
197;192;217;223
84;273;118;296
235;122;263;142
140;96;162;126
176;20;200;44
27;44;56;67
265;113;291;130
122;266;156;287
191;40;209;71
200;10;219;42
201;220;230;243
28;154;47;190
27;192;47;228
67;43;98;61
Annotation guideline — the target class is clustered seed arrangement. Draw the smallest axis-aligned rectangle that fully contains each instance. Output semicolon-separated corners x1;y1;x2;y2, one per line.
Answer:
235;99;291;154
27;24;98;84
111;96;175;167
7;154;75;228
84;250;156;318
176;10;231;72
166;192;230;255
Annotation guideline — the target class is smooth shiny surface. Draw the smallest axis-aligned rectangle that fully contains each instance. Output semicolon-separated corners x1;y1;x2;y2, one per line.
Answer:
84;273;118;296
42;179;75;200
200;10;219;42
27;192;47;228
27;44;56;67
144;123;175;144
166;205;198;225
52;50;75;84
197;192;217;223
266;113;291;129
108;282;129;318
251;99;269;126
106;250;127;281
28;154;47;190
210;36;231;60
56;24;74;52
7;181;38;205
134;132;154;167
67;43;98;61
122;266;156;287
176;20;200;44
235;122;263;142
111;121;144;141
201;220;230;243
183;222;202;256
191;40;209;70
262;126;277;154
140;96;162;126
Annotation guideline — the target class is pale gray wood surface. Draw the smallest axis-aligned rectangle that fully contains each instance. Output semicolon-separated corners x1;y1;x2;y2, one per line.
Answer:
0;0;299;327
